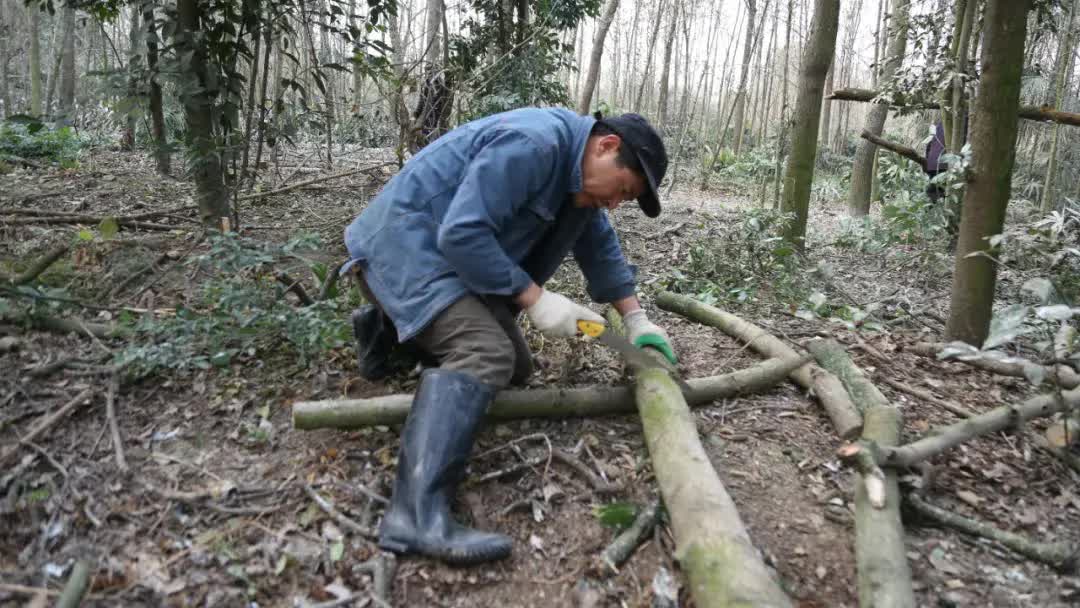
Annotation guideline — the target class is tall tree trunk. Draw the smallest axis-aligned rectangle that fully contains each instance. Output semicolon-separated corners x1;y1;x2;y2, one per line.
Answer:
58;4;75;120
578;0;620;115
846;0;909;217
772;0;793;209
819;64;833;146
44;13;61;116
622;0;641;110
240;5;262;184
0;0;10;118
349;0;362;111
945;0;1033;346
756;3;779;144
732;0;757;155
1039;0;1076;212
410;0;451;152
121;7;140;148
633;0;667;113
950;0;978;153
780;0;840;249
29;5;42;115
941;0;969;150
144;2;169;175
175;0;230;227
656;0;679;127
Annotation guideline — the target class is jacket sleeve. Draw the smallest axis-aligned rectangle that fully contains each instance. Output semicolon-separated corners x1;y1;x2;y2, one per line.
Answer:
436;129;555;297
572;211;637;303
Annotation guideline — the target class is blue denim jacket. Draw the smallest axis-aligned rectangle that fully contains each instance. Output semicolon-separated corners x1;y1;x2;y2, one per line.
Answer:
342;108;637;342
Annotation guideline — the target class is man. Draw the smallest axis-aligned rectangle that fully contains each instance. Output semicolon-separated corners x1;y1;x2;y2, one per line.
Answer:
341;107;677;565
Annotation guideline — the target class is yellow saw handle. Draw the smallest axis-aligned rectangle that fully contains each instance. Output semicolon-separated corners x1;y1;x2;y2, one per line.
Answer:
577;319;606;338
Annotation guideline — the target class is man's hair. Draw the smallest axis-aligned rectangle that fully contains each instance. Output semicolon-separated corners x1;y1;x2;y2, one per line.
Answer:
591;121;643;173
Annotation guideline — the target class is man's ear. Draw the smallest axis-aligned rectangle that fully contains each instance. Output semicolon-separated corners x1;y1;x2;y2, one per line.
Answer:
598;134;622;155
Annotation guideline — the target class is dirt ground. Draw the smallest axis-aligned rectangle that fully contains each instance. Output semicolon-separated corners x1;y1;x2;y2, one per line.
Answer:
1;148;1078;607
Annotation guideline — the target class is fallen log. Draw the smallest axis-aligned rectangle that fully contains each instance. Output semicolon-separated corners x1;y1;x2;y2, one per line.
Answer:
848;388;1080;468
3;244;70;285
596;499;662;575
656;291;863;439
829;87;1080;127
909;342;1080;389
805;338;888;412
906;493;1077;573
56;560;92;608
635;367;793;607
292;356;805;430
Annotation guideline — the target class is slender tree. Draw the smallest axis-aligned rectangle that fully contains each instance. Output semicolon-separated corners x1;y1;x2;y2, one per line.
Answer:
946;0;1034;345
0;0;11;117
731;0;757;155
29;5;43;115
779;0;840;249
1040;0;1077;212
847;0;909;217
144;2;169;175
633;0;668;113
656;0;679;126
58;4;75;120
578;0;620;115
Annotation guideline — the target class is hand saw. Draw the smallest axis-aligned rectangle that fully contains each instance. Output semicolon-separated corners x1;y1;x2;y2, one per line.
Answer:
577;320;692;394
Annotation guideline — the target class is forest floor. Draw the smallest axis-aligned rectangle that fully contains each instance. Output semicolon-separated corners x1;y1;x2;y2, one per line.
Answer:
1;147;1079;608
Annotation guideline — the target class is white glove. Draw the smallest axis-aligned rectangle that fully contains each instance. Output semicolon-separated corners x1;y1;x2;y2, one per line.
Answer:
525;289;605;338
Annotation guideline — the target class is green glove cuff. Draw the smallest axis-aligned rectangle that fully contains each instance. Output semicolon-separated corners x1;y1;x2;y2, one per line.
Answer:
633;333;678;365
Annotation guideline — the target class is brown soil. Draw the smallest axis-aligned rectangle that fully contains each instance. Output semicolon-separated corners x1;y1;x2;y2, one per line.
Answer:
1;149;1078;607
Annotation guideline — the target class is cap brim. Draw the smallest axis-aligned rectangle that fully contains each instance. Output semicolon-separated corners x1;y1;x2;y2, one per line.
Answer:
636;159;661;218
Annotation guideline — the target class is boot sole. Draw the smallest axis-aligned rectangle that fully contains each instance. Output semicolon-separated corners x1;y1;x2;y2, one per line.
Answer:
379;535;511;565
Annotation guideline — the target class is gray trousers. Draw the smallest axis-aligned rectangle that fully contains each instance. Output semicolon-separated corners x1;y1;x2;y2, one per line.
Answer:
357;271;533;389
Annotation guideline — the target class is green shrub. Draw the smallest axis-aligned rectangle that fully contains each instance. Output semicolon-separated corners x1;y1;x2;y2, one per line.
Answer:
116;233;351;378
0;117;84;167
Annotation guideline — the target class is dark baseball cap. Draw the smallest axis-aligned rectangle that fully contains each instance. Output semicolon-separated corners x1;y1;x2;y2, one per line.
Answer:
596;112;668;218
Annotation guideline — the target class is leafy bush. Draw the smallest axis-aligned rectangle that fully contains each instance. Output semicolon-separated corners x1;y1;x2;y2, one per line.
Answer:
116;233;351;378
0;117;84;167
665;208;807;307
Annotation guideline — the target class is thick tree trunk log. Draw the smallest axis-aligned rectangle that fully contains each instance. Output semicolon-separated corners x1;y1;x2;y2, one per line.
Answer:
909;342;1080;389
293;357;805;429
855;388;1080;468
906;494;1078;573
656;291;862;438
855;406;916;607
805;338;888;412
635;367;793;607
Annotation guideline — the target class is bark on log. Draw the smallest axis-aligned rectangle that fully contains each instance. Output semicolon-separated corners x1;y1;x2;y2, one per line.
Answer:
859;130;927;171
909;342;1080;389
805;338;889;412
829;87;1080;127
293;356;805;429
906;493;1077;573
656;291;863;439
636;367;793;607
855;406;916;608
868;388;1080;467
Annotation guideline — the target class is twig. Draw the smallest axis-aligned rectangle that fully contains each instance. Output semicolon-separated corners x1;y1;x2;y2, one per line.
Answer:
0;388;94;467
317;262;344;301
551;448;623;495
875;375;976;418
55;560;92;608
354;552;397;604
906;493;1078;572
303;484;377;538
105;375;128;472
275;272;315;306
26;355;80;379
0;583;61;597
237;166;382;202
597;500;662;574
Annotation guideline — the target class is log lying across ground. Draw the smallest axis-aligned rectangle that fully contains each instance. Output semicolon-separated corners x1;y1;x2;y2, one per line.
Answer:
866;387;1080;468
906;494;1078;573
293;356;805;429
656;291;863;439
806;339;915;606
829;87;1080;127
909;342;1080;389
635;367;793;607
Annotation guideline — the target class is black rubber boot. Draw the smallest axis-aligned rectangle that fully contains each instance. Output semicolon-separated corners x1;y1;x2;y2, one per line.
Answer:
351;305;398;381
378;369;512;565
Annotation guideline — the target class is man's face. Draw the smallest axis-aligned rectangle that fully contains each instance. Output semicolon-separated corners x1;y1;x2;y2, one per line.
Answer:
575;135;647;211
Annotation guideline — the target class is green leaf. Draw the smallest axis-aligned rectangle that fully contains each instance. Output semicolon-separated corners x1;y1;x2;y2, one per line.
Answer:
330;539;345;562
99;217;119;240
274;555;288;575
76;229;95;242
593;502;638;530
